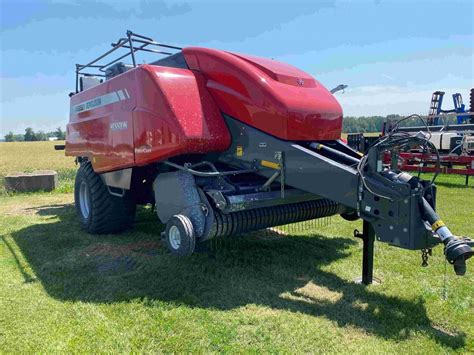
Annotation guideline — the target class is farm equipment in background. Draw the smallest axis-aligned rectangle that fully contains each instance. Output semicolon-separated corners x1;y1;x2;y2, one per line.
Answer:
62;31;473;284
428;90;473;125
348;89;474;185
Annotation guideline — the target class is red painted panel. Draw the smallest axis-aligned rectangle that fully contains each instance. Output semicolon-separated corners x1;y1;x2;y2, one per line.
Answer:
132;65;231;166
183;47;343;141
66;65;231;173
66;70;137;172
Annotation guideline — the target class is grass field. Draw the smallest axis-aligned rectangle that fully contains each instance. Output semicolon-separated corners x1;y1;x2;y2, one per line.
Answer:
0;141;76;194
0;142;473;353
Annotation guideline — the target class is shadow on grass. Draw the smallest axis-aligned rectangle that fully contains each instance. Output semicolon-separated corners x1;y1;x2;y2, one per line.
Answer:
7;203;466;349
433;180;472;189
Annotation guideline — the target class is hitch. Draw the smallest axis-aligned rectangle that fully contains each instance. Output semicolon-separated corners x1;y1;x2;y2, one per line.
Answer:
422;199;473;275
444;237;474;275
358;127;473;277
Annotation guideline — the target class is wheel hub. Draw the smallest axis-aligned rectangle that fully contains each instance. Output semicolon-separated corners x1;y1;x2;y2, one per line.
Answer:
79;181;90;219
169;225;181;249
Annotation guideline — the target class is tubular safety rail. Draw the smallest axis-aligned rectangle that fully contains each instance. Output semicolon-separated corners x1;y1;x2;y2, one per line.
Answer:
74;30;182;92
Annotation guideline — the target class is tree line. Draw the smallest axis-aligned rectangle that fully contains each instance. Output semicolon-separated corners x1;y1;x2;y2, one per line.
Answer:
342;114;458;133
4;127;66;142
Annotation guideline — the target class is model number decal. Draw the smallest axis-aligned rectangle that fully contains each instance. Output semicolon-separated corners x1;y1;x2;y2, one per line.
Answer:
110;121;128;131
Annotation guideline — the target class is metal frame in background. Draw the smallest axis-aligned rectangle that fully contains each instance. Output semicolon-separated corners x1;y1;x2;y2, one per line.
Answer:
74;30;182;93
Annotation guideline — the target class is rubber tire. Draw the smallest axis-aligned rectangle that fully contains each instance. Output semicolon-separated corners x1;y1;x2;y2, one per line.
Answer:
74;162;136;234
164;215;196;256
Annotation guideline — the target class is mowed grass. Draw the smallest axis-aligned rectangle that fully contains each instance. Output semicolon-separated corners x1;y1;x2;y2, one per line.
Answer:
0;144;473;353
0;141;76;194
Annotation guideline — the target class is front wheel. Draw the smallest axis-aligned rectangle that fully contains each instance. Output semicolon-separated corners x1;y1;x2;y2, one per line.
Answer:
164;215;196;256
74;162;136;234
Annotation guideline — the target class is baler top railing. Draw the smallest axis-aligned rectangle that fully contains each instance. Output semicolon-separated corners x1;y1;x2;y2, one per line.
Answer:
74;30;182;92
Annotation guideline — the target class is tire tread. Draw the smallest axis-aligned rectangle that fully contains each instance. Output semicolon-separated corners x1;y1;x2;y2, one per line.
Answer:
74;162;136;234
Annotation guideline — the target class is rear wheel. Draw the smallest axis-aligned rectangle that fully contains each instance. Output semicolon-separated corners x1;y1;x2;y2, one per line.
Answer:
164;215;196;256
74;162;136;234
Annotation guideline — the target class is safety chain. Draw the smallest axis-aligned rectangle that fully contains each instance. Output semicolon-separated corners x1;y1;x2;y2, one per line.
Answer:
421;248;432;267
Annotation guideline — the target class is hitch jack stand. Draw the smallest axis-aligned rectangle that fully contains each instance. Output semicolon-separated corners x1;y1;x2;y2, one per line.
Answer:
354;220;378;285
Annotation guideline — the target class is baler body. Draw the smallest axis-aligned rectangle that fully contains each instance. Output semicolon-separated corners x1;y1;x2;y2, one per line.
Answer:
66;48;343;172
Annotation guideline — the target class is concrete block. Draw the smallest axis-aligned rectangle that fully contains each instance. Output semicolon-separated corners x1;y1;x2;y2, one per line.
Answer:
4;170;58;192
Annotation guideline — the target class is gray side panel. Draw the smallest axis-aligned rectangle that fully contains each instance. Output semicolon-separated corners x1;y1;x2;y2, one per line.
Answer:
218;116;360;209
153;171;207;237
100;168;132;189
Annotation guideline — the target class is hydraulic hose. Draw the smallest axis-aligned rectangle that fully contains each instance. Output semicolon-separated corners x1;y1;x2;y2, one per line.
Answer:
309;143;360;166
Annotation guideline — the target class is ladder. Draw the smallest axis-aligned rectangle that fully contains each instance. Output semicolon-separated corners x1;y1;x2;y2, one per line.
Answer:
427;91;445;125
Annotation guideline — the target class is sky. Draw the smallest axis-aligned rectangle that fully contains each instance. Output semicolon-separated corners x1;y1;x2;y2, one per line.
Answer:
0;0;473;136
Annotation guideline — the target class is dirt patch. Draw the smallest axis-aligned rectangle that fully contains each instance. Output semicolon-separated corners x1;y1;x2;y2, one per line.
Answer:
82;240;162;274
0;195;73;217
280;281;343;305
431;323;462;338
83;240;161;258
1;204;39;216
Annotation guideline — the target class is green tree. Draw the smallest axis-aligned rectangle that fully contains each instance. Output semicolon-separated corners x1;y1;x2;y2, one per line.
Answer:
4;131;15;142
35;131;48;141
55;127;66;140
24;127;36;141
13;134;25;142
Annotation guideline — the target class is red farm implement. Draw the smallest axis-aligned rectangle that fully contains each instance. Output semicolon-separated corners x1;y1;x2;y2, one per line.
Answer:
59;31;473;283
